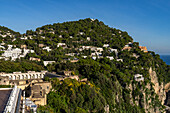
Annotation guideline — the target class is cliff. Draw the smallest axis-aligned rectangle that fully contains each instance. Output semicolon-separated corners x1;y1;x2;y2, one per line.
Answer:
126;67;166;113
149;67;166;105
164;83;170;112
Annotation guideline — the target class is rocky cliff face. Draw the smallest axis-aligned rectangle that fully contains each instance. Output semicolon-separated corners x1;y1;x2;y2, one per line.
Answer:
126;67;166;113
149;67;166;105
164;83;170;112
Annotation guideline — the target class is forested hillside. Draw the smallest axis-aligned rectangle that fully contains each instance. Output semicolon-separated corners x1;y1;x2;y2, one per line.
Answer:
0;18;169;113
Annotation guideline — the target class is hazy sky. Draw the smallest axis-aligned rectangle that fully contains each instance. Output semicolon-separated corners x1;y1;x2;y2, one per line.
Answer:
0;0;170;55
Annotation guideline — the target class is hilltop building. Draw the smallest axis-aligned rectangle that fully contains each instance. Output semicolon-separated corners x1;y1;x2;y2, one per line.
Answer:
139;46;148;53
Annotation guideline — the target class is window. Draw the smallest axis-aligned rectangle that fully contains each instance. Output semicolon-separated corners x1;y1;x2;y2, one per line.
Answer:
40;91;42;96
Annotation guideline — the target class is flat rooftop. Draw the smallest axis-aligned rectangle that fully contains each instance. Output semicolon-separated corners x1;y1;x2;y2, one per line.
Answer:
0;89;12;113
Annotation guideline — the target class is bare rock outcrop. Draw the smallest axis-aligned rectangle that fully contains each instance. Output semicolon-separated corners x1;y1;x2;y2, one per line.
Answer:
149;67;166;105
164;83;170;112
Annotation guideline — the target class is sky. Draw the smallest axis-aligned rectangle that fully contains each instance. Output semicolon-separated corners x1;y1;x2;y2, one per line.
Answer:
0;0;170;55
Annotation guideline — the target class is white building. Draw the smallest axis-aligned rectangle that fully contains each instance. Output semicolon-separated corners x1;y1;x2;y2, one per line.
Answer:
134;74;144;81
43;47;51;52
116;59;123;62
21;49;35;58
69;36;73;38
82;56;87;59
8;45;13;50
91;53;96;56
41;36;45;39
92;56;97;60
30;50;35;53
59;35;62;38
81;46;91;50
79;32;84;35
1;47;34;61
103;44;109;48
109;48;118;57
91;19;95;21
25;98;37;112
43;61;56;66
20;36;28;40
95;52;102;56
80;46;103;52
2;48;22;61
57;43;67;48
87;37;90;41
109;48;117;53
49;31;55;34
96;47;103;52
106;56;114;60
65;53;77;56
1;34;7;38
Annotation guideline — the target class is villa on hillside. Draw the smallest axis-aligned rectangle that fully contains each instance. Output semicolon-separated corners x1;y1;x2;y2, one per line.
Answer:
57;43;67;48
21;45;27;49
103;44;109;48
43;61;56;66
0;46;34;61
122;46;132;51
43;46;51;52
29;57;41;62
139;46;148;53
134;74;144;81
39;44;44;48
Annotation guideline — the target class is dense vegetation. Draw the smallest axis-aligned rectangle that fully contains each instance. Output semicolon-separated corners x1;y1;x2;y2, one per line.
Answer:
38;55;167;112
0;18;169;113
0;26;20;44
0;60;44;73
